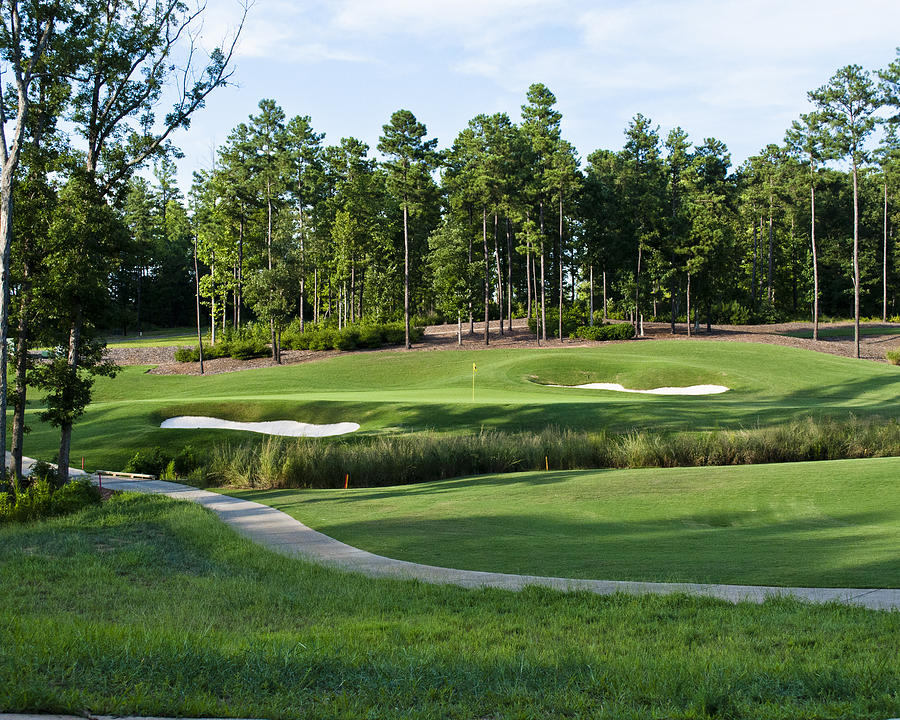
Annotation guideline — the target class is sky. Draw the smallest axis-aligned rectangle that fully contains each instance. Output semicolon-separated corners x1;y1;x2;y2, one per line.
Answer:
170;0;900;193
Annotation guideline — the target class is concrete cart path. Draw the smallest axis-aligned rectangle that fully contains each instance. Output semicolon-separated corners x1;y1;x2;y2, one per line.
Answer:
98;476;900;611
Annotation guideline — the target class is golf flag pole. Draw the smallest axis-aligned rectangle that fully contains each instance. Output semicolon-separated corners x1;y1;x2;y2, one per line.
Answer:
472;362;477;401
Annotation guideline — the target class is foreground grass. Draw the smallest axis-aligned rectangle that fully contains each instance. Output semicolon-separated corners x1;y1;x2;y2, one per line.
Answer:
230;456;900;588
17;341;900;470
1;495;898;719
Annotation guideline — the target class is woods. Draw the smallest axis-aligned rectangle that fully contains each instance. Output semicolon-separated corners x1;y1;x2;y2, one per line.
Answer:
1;1;898;487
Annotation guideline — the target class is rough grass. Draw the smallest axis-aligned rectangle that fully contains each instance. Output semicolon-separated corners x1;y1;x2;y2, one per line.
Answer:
202;416;900;489
782;323;900;339
1;494;898;719
229;456;900;588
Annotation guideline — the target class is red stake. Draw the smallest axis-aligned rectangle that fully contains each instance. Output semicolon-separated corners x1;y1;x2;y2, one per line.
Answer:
344;473;349;489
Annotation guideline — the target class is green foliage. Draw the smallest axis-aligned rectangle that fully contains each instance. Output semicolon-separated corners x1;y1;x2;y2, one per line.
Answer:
281;322;423;352
0;477;100;524
887;349;900;365
126;446;198;478
526;306;588;337
203;416;900;490
572;323;636;341
174;339;269;362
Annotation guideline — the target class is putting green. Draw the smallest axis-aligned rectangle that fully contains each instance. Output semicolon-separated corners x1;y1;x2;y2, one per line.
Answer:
231;456;900;588
16;340;900;470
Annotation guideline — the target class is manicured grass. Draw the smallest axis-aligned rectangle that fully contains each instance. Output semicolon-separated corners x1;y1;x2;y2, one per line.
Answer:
16;341;900;470
1;494;898;719
229;456;900;588
104;326;204;347
782;323;900;339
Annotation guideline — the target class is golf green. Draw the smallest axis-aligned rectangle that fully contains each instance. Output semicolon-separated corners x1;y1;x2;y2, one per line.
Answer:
16;340;900;470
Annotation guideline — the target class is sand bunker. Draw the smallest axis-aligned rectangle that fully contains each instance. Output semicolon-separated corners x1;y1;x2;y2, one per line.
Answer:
552;383;729;395
161;416;360;437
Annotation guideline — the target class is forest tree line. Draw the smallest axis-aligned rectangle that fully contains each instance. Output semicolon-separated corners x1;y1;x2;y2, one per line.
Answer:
1;0;898;485
120;58;900;361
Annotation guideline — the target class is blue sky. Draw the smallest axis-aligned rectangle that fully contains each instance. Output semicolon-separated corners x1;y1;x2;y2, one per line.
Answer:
172;0;900;192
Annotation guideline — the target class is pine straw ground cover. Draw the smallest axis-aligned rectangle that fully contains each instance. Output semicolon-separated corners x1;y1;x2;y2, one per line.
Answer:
1;493;898;720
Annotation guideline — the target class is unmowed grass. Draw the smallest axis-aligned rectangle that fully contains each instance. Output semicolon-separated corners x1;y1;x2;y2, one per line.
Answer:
1;494;898;719
204;415;900;489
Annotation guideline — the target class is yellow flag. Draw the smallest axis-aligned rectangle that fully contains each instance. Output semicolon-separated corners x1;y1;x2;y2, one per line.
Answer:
473;362;477;372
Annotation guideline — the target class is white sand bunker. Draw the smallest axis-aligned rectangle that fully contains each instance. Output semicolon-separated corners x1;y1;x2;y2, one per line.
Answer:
161;416;360;437
552;383;729;395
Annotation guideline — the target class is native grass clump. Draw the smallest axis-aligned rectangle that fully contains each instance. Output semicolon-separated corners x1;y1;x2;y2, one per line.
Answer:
198;416;900;489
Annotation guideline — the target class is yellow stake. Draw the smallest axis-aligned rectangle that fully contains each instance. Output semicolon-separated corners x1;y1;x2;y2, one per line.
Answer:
472;362;477;401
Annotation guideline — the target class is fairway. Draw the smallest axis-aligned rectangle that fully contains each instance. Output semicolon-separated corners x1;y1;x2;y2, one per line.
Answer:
16;340;900;470
231;456;900;588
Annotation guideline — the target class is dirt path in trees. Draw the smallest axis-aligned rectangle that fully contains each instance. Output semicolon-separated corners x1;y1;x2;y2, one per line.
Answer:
105;319;900;376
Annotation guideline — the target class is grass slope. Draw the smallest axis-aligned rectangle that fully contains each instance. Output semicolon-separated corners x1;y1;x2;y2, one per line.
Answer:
1;494;898;719
230;456;900;588
16;340;900;470
782;323;900;339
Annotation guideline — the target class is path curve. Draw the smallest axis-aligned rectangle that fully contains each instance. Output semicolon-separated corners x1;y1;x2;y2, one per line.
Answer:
99;477;900;611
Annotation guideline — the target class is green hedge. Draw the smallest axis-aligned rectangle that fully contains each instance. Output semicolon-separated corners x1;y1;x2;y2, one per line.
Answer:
887;349;900;366
282;322;424;352
174;338;270;363
572;323;636;341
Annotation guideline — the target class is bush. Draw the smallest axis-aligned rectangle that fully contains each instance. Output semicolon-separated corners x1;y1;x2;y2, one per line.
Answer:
12;479;54;522
357;324;385;348
573;323;636;341
887;349;900;366
229;338;270;360
125;447;169;476
51;479;101;515
527;307;588;338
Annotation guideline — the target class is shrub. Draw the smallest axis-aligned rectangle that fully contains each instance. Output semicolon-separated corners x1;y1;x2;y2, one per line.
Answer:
51;479;101;515
125;447;169;476
12;479;54;522
573;323;636;341
229;338;270;360
887;349;900;366
357;324;385;348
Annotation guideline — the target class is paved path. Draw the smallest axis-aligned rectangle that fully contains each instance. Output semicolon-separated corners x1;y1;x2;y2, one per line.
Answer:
99;477;900;611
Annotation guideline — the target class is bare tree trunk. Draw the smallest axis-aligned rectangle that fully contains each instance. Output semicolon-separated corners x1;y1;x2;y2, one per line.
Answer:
457;309;461;346
506;217;512;325
11;255;31;486
686;271;692;338
539;201;546;342
468;229;474;336
852;160;860;359
634;243;642;329
483;206;490;345
767;201;774;304
493;212;503;336
811;183;819;341
589;264;594;326
751;219;758;310
314;267;319;324
602;270;607;321
57;311;82;485
403;199;411;349
194;236;204;374
884;180;889;323
525;238;532;322
558;192;564;340
237;212;244;328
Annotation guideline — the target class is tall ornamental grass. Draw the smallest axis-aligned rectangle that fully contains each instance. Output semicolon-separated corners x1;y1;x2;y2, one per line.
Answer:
201;416;900;489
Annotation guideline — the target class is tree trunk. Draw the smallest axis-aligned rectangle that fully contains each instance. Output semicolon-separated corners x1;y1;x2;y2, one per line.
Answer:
483;206;490;345
539;201;546;342
852;160;860;359
11;255;32;486
751;218;758;310
57;311;82;485
686;271;692;338
525;238;532;322
602;270;607;321
237;212;244;328
506;218;512;326
403;199;411;349
314;267;319;324
634;243;642;329
884;180;888;323
457;309;462;346
589;264;594;326
493;212;503;336
194;236;204;374
558;192;564;340
767;202;774;304
0;169;14;479
811;182;819;341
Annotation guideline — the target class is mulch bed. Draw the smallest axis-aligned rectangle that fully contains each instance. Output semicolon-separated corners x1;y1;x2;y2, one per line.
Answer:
104;319;900;374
